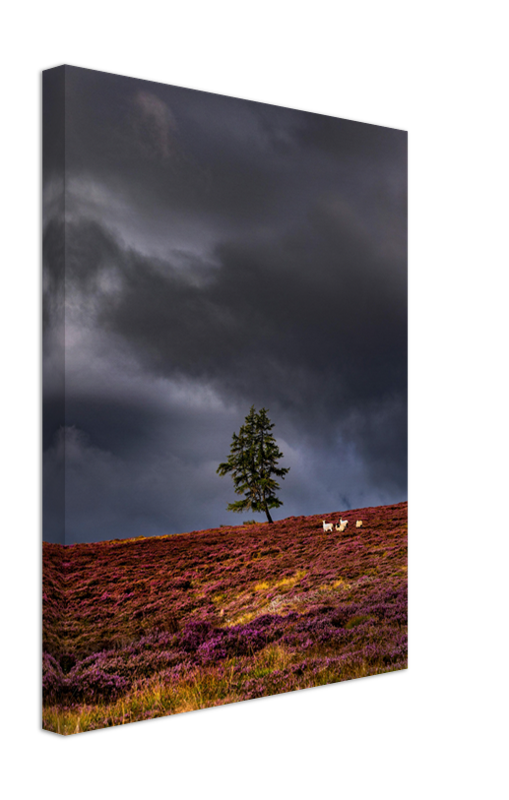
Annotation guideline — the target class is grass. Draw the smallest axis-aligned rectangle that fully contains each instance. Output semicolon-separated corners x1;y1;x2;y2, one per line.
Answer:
43;644;402;734
43;500;408;734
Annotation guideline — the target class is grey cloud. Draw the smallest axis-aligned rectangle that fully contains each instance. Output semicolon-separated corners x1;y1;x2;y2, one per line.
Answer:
64;69;219;217
43;66;407;543
42;217;65;339
84;204;406;420
296;113;407;165
64;67;404;241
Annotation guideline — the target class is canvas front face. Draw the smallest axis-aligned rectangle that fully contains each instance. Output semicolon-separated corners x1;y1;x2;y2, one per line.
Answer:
42;66;407;734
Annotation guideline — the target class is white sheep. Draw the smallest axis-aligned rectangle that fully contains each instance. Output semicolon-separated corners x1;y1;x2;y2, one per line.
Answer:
335;519;348;532
322;520;333;532
356;520;363;528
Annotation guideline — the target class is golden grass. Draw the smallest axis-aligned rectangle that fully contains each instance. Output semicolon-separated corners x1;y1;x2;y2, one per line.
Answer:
332;578;352;590
254;570;306;594
223;570;308;625
228;609;259;626
43;644;406;735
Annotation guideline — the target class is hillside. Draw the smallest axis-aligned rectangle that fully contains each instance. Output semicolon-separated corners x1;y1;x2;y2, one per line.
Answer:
43;501;407;733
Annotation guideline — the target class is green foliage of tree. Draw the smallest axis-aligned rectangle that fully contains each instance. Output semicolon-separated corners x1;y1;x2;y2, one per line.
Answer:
217;406;290;524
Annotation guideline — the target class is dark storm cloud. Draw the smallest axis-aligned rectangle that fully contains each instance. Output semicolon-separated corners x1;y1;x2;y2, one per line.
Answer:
43;68;66;361
64;395;166;458
43;68;66;543
63;66;406;240
43;66;407;543
65;217;120;290
42;217;65;340
43;67;65;185
297;112;405;162
64;66;288;223
64;202;406;431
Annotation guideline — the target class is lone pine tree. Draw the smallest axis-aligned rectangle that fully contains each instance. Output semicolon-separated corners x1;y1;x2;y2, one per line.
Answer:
217;406;290;524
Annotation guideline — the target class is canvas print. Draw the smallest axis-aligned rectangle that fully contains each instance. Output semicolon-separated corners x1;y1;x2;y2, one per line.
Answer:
42;66;407;734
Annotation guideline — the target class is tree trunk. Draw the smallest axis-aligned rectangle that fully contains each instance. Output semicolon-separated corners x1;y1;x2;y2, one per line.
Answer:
265;506;273;524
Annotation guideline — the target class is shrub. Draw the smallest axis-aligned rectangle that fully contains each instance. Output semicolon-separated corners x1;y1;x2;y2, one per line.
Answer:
66;667;128;703
179;621;213;653
345;615;371;629
42;653;64;704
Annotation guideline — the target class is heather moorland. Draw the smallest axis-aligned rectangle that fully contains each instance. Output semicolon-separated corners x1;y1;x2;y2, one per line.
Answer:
43;501;407;734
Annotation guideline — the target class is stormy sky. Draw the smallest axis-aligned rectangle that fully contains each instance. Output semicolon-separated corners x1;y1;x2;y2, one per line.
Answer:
43;65;407;545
